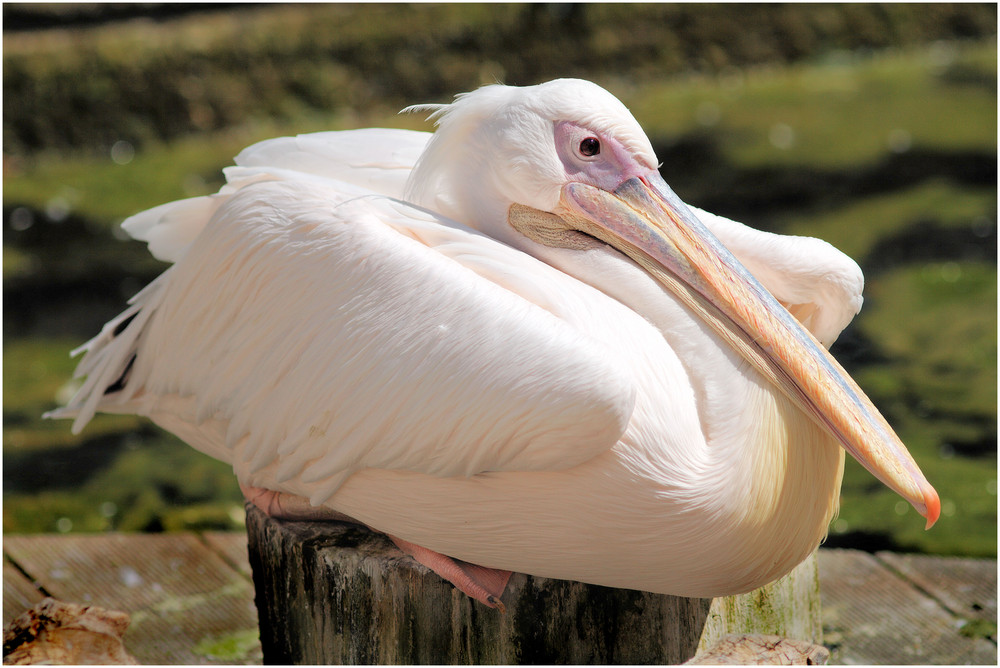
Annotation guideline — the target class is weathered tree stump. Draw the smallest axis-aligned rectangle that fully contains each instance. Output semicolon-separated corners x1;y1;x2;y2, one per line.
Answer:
246;505;821;664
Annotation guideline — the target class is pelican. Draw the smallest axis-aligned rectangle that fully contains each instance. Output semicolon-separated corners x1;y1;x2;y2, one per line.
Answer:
49;78;938;609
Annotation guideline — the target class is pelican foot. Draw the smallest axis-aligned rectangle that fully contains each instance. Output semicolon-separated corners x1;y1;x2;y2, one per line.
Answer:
241;483;513;610
386;533;512;612
240;482;358;522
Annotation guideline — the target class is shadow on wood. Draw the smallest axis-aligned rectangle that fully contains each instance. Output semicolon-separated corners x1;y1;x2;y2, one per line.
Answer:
246;504;821;664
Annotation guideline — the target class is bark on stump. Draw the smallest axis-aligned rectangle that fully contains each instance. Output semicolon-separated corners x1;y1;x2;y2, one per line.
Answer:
246;505;822;664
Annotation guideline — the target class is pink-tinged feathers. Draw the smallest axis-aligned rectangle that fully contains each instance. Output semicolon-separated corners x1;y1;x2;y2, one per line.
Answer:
49;79;936;598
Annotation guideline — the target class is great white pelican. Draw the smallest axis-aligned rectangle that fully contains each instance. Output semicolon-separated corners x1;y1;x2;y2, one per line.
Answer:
50;78;938;609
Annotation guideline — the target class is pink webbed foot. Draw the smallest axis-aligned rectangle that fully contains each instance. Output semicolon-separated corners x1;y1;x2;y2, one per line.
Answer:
240;483;513;610
387;533;513;612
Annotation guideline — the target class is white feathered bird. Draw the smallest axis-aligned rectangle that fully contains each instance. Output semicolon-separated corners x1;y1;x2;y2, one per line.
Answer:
50;78;939;608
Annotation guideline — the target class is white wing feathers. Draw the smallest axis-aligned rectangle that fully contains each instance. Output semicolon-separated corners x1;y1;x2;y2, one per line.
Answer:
232;128;429;195
121;196;225;263
64;176;637;506
122;129;431;264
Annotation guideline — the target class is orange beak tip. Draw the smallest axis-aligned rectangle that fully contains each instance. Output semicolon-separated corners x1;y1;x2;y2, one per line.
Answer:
922;486;941;530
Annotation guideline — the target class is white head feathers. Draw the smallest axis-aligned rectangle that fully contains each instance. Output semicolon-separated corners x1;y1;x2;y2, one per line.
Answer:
402;79;657;237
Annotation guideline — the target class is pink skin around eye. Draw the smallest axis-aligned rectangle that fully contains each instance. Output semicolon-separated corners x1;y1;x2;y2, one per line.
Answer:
555;121;654;192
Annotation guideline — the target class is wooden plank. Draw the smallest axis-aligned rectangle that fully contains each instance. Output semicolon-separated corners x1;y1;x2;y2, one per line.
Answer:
876;551;997;623
201;531;252;578
3;558;46;627
247;505;822;664
7;533;995;665
818;548;996;664
3;534;261;665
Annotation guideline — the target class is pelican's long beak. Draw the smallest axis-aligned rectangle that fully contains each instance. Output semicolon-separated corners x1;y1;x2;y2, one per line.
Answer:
555;173;940;529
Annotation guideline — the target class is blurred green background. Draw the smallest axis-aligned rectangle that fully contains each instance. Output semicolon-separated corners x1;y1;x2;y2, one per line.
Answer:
3;4;996;558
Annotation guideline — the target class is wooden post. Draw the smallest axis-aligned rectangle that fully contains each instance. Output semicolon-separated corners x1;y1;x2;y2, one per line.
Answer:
245;505;821;664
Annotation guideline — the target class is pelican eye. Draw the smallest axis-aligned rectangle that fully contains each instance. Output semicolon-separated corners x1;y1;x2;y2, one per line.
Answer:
579;137;601;157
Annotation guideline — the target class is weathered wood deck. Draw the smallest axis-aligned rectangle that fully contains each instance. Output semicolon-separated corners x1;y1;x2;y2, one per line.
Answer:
3;533;995;664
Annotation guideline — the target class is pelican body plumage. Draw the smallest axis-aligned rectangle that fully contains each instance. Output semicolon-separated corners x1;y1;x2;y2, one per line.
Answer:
49;79;937;603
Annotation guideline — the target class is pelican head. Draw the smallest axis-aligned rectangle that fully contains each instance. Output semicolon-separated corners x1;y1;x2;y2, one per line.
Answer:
405;78;939;529
405;78;657;241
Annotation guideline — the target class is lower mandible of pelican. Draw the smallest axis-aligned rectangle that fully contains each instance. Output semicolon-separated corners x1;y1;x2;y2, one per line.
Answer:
48;78;938;607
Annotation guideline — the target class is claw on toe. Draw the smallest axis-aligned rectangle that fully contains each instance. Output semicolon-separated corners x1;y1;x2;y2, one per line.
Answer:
387;534;512;611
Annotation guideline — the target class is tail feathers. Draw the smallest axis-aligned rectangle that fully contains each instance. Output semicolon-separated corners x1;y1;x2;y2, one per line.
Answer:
46;270;171;434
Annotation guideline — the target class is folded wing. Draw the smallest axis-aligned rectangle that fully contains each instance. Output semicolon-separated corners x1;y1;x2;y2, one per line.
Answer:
55;128;863;509
58;175;637;506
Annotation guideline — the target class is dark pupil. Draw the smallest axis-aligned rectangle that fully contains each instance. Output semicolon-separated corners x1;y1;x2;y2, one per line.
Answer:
580;137;600;157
